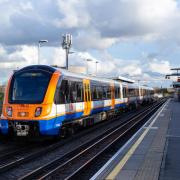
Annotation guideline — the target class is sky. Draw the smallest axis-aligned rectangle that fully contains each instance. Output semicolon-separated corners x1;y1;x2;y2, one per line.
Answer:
0;0;180;87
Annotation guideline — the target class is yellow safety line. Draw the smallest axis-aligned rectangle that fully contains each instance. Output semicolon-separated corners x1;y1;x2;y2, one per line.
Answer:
106;100;169;180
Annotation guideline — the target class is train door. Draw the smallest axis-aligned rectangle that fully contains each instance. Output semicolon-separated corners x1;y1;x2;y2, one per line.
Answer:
120;83;123;100
111;83;115;109
83;79;91;116
139;85;141;99
126;85;129;104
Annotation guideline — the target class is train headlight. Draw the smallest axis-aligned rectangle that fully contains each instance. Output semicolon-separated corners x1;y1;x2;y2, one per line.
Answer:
35;107;42;117
6;107;12;117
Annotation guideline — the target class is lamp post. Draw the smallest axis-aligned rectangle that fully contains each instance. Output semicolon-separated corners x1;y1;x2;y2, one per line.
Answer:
38;40;48;65
62;34;72;70
95;61;99;75
86;59;92;75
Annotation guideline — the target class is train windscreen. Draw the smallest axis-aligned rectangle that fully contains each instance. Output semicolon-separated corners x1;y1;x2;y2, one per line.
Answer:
9;70;52;104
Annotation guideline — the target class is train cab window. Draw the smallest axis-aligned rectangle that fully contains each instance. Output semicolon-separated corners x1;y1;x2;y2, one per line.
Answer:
9;71;51;104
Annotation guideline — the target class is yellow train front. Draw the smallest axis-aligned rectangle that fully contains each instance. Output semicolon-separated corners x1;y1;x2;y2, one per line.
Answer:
0;65;62;136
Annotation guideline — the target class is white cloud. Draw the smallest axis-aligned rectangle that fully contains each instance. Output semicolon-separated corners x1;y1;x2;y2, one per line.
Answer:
0;0;177;87
74;30;117;50
148;59;171;74
0;0;179;49
0;45;37;69
55;0;90;28
0;44;172;88
121;64;142;76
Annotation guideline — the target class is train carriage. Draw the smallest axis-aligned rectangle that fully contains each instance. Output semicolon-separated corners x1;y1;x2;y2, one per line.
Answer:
0;65;154;137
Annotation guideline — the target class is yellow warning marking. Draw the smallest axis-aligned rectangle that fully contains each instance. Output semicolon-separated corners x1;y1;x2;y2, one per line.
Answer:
106;100;169;180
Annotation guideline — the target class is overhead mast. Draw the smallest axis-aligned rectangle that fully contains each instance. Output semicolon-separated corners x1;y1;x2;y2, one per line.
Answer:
62;34;72;70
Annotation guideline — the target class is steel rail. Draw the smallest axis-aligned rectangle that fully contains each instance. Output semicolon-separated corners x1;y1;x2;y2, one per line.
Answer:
19;99;166;180
0;101;156;174
65;100;165;180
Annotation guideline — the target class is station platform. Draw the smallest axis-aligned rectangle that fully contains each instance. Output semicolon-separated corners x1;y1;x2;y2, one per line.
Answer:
91;99;180;180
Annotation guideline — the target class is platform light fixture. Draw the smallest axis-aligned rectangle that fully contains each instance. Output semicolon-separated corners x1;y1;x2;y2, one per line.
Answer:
86;59;93;75
95;61;99;76
38;40;48;65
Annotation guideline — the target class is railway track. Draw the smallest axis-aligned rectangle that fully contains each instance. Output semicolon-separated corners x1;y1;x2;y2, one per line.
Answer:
0;101;155;176
19;99;166;180
0;140;60;173
0;137;73;174
0;144;38;162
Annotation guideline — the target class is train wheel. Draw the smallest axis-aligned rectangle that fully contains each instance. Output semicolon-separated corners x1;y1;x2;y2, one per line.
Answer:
68;126;75;136
60;126;68;138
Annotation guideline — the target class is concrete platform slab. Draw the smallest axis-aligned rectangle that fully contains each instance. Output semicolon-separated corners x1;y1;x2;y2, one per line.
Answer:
91;99;180;180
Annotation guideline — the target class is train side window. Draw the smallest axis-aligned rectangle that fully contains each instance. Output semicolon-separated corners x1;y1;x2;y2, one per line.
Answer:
76;82;83;102
54;79;69;104
61;80;69;104
97;86;103;100
95;86;99;100
133;89;135;96
103;86;107;99
100;86;103;99
87;84;91;101
129;89;131;97
66;80;84;103
125;87;128;98
91;85;97;101
107;86;111;99
54;79;61;104
133;89;136;96
94;86;97;100
69;81;76;103
115;86;117;98
129;88;136;97
54;79;84;104
115;86;120;99
123;87;126;98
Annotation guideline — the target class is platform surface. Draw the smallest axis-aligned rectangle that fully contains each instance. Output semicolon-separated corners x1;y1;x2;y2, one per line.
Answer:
91;99;180;180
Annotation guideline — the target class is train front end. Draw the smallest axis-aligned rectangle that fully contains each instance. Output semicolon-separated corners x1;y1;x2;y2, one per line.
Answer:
0;65;60;137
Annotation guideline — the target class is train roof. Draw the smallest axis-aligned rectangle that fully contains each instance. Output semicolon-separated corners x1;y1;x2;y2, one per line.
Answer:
17;65;153;90
55;66;138;87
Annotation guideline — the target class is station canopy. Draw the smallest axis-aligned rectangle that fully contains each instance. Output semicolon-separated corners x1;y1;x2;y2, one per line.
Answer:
112;76;135;84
